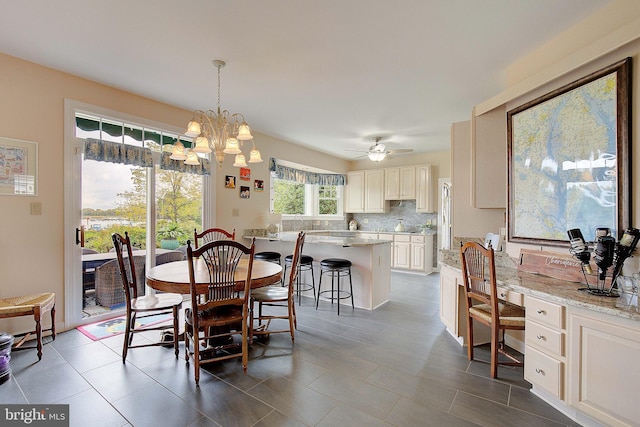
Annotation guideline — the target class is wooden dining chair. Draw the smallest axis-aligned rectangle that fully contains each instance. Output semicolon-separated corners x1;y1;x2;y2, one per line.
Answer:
251;231;304;342
184;238;255;386
0;293;55;360
459;241;525;378
111;232;183;363
193;228;236;248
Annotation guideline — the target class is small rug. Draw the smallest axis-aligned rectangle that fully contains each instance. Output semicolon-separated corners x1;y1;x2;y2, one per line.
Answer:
77;313;173;341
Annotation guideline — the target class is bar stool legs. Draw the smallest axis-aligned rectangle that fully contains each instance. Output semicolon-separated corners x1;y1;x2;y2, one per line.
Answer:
316;258;354;315
284;255;315;304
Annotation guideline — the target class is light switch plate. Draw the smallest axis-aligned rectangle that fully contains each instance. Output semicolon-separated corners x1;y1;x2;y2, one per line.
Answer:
30;202;42;215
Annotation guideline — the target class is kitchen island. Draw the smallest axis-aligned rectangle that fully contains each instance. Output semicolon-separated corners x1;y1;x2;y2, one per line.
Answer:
439;249;640;427
243;231;391;310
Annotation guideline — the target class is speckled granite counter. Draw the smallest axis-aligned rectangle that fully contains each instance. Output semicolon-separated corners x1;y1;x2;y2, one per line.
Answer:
440;249;640;322
243;230;392;247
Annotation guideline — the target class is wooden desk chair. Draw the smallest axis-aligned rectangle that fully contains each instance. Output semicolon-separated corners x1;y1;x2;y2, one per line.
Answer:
184;238;255;386
194;228;236;249
459;241;525;378
112;232;183;363
251;231;304;342
0;293;55;360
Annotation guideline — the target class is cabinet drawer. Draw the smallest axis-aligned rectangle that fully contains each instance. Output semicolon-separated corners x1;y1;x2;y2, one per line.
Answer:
526;321;564;357
411;235;425;243
394;234;411;242
497;287;523;306
377;234;394;241
359;233;378;240
525;345;564;399
525;296;564;329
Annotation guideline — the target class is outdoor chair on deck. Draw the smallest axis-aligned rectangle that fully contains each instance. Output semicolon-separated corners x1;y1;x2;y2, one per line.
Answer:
459;241;525;378
112;232;183;363
184;238;255;386
82;248;99;303
194;228;236;248
155;250;185;266
251;231;304;342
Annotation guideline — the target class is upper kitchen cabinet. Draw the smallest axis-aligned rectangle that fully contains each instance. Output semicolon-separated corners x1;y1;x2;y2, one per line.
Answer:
345;169;387;213
471;106;506;208
384;166;416;200
345;170;365;213
416;164;434;213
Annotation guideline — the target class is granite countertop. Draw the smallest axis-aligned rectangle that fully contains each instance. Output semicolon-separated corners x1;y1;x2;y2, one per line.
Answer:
243;231;391;247
440;249;640;322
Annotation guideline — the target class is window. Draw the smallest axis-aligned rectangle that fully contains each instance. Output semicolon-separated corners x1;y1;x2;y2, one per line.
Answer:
271;178;342;217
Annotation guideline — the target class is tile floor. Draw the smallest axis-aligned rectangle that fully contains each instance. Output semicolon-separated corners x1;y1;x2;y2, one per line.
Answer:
0;272;579;426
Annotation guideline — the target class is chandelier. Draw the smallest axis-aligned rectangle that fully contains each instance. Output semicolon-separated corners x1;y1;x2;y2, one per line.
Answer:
171;59;262;168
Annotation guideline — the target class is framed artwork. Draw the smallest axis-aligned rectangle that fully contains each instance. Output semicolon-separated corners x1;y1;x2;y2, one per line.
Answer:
240;186;250;199
254;180;264;192
507;57;631;245
240;167;250;181
225;175;236;188
0;137;38;196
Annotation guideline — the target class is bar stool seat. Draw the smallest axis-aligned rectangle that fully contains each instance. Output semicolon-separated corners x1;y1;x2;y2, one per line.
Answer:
316;258;354;315
284;254;315;303
254;251;282;264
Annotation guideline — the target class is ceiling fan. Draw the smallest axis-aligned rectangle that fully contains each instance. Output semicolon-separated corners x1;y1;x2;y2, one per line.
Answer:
346;136;413;161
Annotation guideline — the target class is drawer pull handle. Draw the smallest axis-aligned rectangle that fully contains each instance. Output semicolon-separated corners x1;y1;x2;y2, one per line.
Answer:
500;293;506;298
535;368;544;375
536;334;545;340
537;309;546;314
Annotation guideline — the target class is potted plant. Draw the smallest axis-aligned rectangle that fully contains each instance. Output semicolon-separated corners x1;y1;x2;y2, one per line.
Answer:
158;222;185;250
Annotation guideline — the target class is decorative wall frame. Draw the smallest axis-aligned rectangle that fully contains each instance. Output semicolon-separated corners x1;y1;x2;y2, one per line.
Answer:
507;57;631;245
0;137;38;196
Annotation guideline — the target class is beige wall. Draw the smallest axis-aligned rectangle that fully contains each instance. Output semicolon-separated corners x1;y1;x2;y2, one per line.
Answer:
214;134;351;233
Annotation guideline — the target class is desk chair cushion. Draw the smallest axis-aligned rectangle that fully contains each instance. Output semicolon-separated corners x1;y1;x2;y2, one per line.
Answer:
469;303;525;327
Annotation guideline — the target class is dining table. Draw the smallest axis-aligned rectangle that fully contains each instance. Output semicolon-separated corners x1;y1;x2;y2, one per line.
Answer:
145;258;283;293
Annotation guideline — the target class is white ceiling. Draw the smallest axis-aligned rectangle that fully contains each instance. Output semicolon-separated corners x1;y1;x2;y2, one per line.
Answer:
0;0;609;160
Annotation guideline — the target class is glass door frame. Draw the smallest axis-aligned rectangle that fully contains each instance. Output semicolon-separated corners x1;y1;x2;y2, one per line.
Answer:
63;99;216;328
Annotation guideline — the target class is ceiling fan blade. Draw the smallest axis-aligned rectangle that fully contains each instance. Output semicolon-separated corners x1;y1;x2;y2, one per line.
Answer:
387;148;413;154
344;149;368;153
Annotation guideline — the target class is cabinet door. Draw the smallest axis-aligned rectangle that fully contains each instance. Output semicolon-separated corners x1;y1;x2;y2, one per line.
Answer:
394;241;411;269
440;267;459;332
365;169;386;213
384;168;400;200
410;243;425;271
416;165;433;213
345;171;364;213
399;166;416;199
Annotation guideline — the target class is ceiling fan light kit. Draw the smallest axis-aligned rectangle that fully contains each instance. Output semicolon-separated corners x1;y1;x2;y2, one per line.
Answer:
347;136;413;161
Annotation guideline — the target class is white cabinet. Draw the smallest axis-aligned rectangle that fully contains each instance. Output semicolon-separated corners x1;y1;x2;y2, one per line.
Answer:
393;234;411;269
345;171;364;213
524;295;566;400
410;234;433;273
345;170;386;213
364;169;386;213
384;166;415;200
568;307;640;426
416;165;434;213
440;265;460;334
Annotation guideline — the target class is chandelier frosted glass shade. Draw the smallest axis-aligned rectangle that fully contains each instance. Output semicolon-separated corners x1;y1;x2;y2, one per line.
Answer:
184;150;200;165
170;140;187;160
172;59;262;167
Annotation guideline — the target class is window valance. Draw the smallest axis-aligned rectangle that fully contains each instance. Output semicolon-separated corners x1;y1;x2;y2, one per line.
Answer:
269;158;345;186
84;138;152;167
160;152;210;176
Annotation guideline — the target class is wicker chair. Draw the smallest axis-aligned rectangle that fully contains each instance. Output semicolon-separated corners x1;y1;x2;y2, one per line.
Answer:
82;248;99;302
95;257;145;308
193;228;235;248
459;241;525;378
155;250;185;265
251;231;304;342
112;232;183;362
184;238;255;386
0;293;56;360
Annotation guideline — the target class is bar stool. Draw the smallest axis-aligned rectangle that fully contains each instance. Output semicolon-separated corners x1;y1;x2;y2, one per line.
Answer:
316;258;354;315
284;254;315;304
254;252;283;285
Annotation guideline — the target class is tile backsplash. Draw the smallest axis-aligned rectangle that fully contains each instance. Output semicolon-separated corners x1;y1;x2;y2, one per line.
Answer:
349;200;437;233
